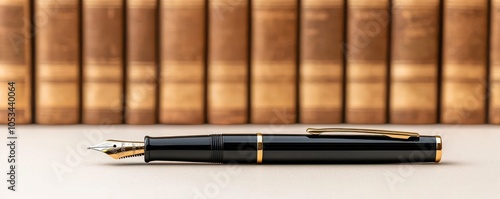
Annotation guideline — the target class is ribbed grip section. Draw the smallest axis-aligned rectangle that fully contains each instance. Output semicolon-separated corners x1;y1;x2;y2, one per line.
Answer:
210;134;224;163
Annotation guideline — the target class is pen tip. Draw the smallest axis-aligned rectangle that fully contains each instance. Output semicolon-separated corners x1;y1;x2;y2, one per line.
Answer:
88;140;145;159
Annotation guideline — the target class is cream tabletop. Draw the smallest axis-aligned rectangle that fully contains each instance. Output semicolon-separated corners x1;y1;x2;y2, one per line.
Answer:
1;124;499;199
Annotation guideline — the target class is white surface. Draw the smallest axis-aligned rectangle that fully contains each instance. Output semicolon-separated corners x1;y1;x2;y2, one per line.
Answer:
1;124;499;199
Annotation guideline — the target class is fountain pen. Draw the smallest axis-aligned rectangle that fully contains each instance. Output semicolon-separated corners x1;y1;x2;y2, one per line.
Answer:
88;128;442;163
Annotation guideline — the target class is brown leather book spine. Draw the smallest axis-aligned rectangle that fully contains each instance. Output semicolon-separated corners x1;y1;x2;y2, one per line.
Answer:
0;0;31;124
491;0;500;124
159;0;205;124
83;0;124;124
208;0;249;124
251;0;297;124
389;0;439;124
442;0;488;124
300;0;344;124
35;0;80;124
126;0;157;124
345;0;389;124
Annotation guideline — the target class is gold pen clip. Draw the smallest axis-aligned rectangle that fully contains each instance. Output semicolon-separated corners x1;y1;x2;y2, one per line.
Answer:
306;128;419;140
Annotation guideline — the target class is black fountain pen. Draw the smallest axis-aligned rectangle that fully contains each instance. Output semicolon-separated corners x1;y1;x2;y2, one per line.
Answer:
88;128;442;163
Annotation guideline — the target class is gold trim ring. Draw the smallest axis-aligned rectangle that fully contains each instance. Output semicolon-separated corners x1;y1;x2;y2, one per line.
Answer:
257;133;263;164
435;136;442;163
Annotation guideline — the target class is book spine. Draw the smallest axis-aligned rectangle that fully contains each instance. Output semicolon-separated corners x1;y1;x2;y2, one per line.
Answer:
82;0;124;124
251;0;297;124
442;0;488;124
159;0;206;124
491;0;500;124
345;0;389;124
0;0;31;124
207;0;249;124
299;0;344;123
126;0;157;124
389;0;439;124
35;0;80;124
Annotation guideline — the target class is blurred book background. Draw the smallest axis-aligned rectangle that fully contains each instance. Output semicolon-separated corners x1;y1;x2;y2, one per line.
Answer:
0;0;498;125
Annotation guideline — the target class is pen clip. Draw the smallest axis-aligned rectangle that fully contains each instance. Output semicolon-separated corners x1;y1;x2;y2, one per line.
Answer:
306;128;419;140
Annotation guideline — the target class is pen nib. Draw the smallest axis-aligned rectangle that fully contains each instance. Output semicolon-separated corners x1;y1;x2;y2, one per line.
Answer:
88;140;145;159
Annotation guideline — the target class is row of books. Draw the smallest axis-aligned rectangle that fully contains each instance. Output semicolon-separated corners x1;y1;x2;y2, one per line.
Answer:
0;0;499;125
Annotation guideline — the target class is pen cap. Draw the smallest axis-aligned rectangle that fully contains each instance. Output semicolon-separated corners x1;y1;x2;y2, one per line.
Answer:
260;134;441;163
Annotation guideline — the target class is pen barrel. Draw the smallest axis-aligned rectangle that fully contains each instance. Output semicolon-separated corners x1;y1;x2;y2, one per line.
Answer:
261;135;440;163
144;134;257;163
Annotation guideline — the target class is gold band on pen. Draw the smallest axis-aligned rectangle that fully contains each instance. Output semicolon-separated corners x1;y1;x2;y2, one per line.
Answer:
435;136;442;163
257;133;263;164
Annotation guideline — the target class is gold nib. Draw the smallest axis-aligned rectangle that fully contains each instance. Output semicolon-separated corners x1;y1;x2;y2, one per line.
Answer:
88;140;145;159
